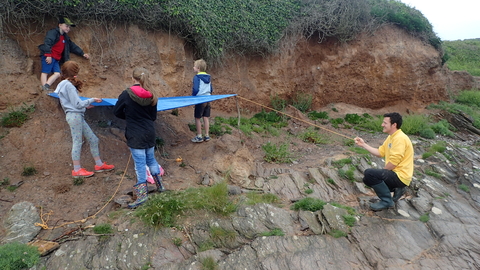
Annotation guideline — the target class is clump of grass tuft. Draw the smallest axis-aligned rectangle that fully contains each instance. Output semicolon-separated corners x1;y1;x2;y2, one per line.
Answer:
245;192;280;205
0;242;40;269
342;215;356;227
1;103;35;128
200;256;218;270
298;127;329;144
291;92;313;112
93;223;113;235
262;142;294;163
458;184;470;193
329;229;347;238
270;94;287;111
22;166;37;176
290;197;326;212
260;228;284;236
307;111;329;121
419;213;430;223
136;182;236;227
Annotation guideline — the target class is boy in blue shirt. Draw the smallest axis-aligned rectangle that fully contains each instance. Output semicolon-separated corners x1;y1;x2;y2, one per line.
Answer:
191;59;213;143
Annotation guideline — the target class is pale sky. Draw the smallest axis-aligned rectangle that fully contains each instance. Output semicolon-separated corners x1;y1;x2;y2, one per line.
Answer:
401;0;480;41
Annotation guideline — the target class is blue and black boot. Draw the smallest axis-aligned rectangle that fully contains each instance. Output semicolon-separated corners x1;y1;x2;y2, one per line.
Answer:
128;182;148;208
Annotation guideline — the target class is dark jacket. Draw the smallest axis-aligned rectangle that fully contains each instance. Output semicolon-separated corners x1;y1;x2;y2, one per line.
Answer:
113;87;158;149
38;27;84;63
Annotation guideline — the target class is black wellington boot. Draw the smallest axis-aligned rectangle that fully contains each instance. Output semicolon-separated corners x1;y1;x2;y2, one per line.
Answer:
370;182;394;211
392;187;406;202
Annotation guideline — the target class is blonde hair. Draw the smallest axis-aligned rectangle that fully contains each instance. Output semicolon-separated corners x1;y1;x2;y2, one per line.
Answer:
61;61;83;91
132;67;157;106
194;59;207;72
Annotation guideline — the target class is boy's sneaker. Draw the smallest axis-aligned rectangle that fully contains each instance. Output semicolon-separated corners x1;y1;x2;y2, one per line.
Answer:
72;168;94;178
191;136;204;143
203;136;210;142
41;84;51;92
94;162;115;172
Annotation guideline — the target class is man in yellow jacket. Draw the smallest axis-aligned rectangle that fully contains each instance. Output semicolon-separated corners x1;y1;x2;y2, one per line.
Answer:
354;112;414;211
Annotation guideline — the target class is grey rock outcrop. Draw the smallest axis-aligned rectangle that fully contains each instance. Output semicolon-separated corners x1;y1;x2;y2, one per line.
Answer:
2;201;41;244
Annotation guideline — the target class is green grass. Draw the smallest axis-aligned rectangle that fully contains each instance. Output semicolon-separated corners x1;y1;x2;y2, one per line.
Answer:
458;184;470;193
307;111;329;121
342;215;356;227
298;127;329;144
245;192;280;205
135;182;236;227
21;166;37;176
210;227;237;248
260;228;285;236
262;142;294;163
1;104;35;128
331;158;352;168
0;242;40;269
291;92;313;113
200;256;218;270
329;229;348;238
290;197;326;212
425;170;442;179
419;213;430;223
93;223;113;235
444;39;480;76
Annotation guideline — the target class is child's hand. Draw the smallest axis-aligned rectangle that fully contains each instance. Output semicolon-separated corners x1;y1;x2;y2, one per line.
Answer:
83;53;90;60
93;98;102;103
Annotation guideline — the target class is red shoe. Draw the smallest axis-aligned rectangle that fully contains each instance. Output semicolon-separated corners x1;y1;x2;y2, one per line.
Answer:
72;168;94;177
94;162;115;172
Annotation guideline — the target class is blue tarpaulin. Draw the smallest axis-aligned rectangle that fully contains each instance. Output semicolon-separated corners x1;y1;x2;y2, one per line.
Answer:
48;93;237;111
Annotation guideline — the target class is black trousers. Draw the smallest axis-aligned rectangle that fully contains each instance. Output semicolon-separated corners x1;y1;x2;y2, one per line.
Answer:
363;168;406;191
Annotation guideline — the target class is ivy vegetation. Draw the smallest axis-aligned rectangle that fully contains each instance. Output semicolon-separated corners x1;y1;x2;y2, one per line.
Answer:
1;0;441;64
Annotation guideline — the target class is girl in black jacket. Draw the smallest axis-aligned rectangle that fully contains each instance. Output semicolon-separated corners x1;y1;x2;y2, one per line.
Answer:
113;67;165;208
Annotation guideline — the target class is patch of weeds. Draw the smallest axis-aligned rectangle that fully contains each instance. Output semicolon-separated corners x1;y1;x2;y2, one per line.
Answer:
6;185;17;192
290;197;326;212
268;175;278;179
262;142;294;163
342;215;356;227
331;107;338;112
0;177;10;186
270;94;287;111
343;139;355;147
136;182;236;227
245;192;280;205
1;103;35;127
458;184;470;193
331;158;352;168
260;228;284;236
344;113;365;125
155;137;165;149
0;242;40;269
419;213;430;223
179;162;186;168
329;229;347;238
200;256;218;270
172;237;183;247
330;202;356;215
299;127;329;144
349;146;369;155
425;170;442;179
93;223;113;235
419;128;435;139
97;120;110;128
291;92;313;112
141;262;152;270
73;177;84;186
210;227;237;248
326;178;336;185
197;241;215;252
307;111;329;121
305;188;313;194
330;118;344;128
171;108;179;116
402;114;431;135
430;119;455;137
355;115;383;133
21;165;37;176
423;141;447;159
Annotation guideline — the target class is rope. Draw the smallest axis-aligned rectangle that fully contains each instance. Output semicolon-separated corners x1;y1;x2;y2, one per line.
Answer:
236;95;355;140
35;155;131;230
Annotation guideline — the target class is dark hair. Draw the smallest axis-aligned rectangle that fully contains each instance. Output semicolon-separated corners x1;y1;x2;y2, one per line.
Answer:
384;112;402;129
61;61;83;91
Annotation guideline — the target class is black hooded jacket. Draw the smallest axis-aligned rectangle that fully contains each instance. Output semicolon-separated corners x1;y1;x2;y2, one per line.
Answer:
113;87;158;149
38;27;84;63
